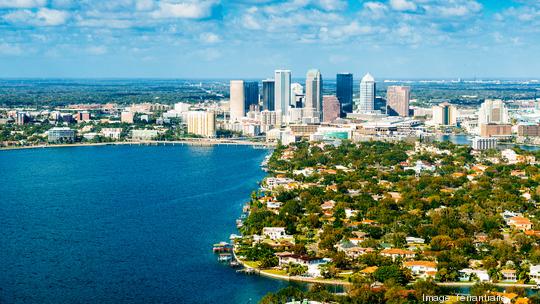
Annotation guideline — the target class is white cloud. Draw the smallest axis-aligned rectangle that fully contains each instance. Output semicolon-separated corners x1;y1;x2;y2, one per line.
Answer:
86;45;107;55
151;0;218;19
0;42;23;55
200;32;220;43
135;0;154;11
0;0;45;8
3;8;69;26
389;0;417;12
195;48;221;61
315;0;347;11
36;8;70;26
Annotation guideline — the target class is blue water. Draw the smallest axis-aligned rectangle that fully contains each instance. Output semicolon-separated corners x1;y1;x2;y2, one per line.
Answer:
0;145;294;304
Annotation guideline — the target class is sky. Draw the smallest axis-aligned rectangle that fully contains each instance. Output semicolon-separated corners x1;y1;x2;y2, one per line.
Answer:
0;0;539;79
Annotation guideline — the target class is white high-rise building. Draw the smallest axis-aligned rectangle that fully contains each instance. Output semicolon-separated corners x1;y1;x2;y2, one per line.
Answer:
274;70;291;123
357;73;375;113
291;83;304;105
230;80;245;122
305;69;322;119
431;102;458;126
187;111;216;137
478;99;509;124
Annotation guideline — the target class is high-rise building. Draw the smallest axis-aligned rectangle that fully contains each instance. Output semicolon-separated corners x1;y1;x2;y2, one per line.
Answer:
48;127;75;143
336;73;353;115
305;69;322;119
478;99;509;124
244;81;259;113
357;73;375;113
291;83;304;108
15;111;29;125
262;79;275;111
274;70;291;122
323;95;340;123
432;102;457;126
386;86;410;117
187;111;216;137
230;80;245;122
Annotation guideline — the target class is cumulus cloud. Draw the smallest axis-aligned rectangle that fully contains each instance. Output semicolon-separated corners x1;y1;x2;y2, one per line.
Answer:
199;32;220;43
86;46;107;55
0;42;23;55
0;0;45;8
389;0;417;12
151;0;218;19
3;8;69;26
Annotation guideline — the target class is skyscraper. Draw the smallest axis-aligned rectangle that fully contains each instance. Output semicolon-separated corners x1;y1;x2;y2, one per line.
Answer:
274;70;291;122
357;73;375;113
323;95;340;123
478;99;509;124
244;81;259;113
386;86;410;117
336;73;353;116
304;69;322;119
432;102;457;126
229;80;245;122
262;79;275;111
291;82;304;108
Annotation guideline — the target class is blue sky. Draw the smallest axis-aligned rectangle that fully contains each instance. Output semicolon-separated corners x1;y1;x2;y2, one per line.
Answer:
0;0;539;78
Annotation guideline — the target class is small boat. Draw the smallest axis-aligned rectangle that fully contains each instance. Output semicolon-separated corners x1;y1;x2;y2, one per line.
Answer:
229;261;240;267
229;234;241;240
218;254;232;262
213;242;232;253
236;219;243;228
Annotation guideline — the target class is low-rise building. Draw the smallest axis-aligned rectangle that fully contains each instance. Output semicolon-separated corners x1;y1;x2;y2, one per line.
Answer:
48;127;75;143
403;261;437;278
380;248;415;261
459;268;490;282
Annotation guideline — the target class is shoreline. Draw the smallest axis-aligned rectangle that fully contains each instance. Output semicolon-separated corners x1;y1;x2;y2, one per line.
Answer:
0;139;276;151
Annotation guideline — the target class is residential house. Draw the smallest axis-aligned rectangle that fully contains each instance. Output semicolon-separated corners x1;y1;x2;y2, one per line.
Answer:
530;265;540;282
380;248;415;261
403;261;437;278
500;269;517;282
459;269;490;282
262;227;292;240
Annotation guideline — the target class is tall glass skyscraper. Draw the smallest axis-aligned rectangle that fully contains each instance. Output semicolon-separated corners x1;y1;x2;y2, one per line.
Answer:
357;73;375;113
336;73;353;116
262;79;275;111
243;81;259;112
305;69;322;120
274;70;291;121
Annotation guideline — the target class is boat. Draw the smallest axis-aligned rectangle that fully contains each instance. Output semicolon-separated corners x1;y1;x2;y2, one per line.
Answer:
236;219;243;228
212;242;232;253
229;234;241;240
218;253;232;262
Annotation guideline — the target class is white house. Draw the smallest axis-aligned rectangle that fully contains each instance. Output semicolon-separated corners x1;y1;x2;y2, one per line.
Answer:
403;261;437;278
459;269;490;282
530;265;540;282
262;227;292;240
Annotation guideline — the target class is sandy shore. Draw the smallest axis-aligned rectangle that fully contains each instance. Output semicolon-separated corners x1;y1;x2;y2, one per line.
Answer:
0;139;275;151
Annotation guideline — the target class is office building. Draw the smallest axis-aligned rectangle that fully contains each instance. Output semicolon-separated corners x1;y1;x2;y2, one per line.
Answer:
478;99;509;124
15;112;29;125
244;81;259;113
472;137;498;150
262;79;275;111
275;70;292;122
304;69;322;119
357;73;375;113
75;111;91;122
322;95;340;123
121;111;134;124
480;123;512;137
336;73;353;116
187;111;216;137
229;80;245;122
432;102;457;126
48;127;75;143
386;86;410;117
291;83;304;108
518;124;540;137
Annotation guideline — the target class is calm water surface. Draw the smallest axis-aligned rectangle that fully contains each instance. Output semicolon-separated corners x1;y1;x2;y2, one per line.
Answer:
0;145;294;304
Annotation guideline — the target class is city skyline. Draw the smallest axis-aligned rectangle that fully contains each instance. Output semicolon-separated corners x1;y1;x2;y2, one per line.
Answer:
0;0;539;78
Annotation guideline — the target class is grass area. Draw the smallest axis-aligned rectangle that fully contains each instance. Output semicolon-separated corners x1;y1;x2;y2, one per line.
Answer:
243;260;260;268
264;269;288;276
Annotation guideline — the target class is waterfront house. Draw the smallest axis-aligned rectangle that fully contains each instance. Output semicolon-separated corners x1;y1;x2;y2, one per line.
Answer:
406;237;425;245
380;248;415;261
530;265;540;282
403;261;437;278
459;268;490;282
262;227;292;240
500;269;517;282
277;253;328;277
